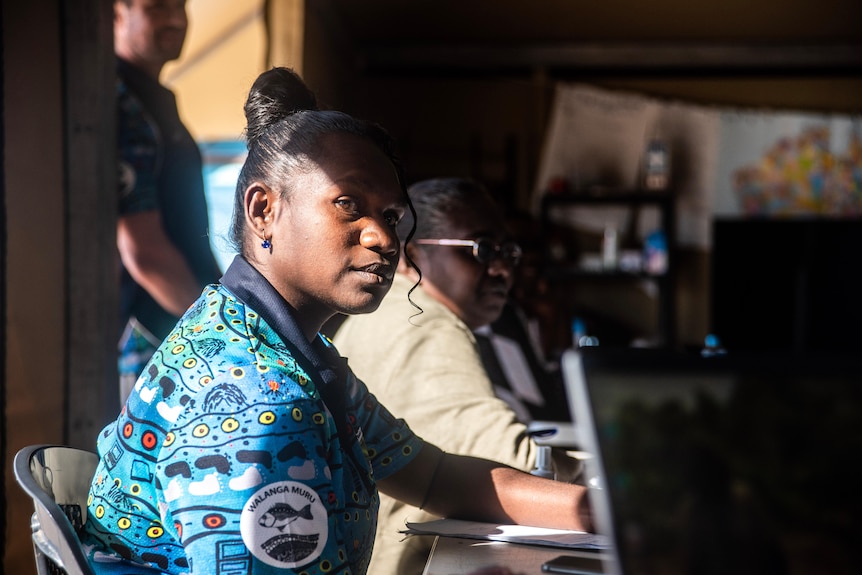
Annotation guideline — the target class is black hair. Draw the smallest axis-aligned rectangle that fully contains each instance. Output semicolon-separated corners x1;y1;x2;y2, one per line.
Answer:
228;67;410;253
402;177;500;242
398;177;501;319
241;67;318;149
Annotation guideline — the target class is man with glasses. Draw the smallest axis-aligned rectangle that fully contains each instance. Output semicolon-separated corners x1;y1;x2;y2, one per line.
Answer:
333;178;580;575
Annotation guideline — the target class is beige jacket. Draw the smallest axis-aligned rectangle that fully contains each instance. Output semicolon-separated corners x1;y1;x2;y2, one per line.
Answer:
334;273;577;575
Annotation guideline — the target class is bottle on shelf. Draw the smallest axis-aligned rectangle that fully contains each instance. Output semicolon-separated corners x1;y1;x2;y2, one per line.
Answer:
572;317;586;349
602;226;618;270
643;138;670;191
643;229;668;275
701;333;727;357
571;317;599;349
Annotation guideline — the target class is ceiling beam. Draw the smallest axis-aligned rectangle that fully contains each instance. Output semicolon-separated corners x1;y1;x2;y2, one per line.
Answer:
358;43;862;77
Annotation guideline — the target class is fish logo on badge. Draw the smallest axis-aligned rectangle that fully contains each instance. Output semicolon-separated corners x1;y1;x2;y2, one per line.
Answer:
241;481;328;568
258;502;314;530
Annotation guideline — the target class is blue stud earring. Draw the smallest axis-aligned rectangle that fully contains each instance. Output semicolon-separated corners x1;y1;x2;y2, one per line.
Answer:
261;232;271;250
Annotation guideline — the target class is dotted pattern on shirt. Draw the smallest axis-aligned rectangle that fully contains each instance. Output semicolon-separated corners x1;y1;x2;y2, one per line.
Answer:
82;286;422;575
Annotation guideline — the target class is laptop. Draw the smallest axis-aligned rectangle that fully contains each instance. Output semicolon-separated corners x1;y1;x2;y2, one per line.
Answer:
561;347;861;575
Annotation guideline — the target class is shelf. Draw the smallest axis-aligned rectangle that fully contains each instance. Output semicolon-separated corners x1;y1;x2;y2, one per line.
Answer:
542;266;669;281
539;188;677;348
541;189;673;207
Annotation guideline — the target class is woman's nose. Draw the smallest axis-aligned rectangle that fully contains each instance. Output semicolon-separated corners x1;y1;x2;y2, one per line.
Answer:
486;256;514;278
360;219;399;256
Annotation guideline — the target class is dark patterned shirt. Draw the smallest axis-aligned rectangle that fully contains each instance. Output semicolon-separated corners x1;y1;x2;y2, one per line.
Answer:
117;58;221;341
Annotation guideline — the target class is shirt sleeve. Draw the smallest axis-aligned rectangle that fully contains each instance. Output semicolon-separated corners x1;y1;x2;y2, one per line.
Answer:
344;370;424;482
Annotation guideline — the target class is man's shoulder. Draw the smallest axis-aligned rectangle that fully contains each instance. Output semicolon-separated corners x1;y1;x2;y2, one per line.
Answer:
117;91;144;127
340;289;452;335
116;57;162;98
116;74;156;132
335;292;473;364
115;59;170;124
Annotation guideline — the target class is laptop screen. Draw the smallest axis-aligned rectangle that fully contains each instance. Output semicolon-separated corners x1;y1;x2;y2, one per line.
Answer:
563;348;861;575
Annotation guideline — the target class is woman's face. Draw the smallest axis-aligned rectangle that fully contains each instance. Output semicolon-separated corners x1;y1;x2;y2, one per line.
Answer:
249;134;406;333
412;201;516;330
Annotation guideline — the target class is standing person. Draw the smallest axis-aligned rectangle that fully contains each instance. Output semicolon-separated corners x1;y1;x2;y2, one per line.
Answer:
81;67;593;575
333;177;582;574
114;0;221;399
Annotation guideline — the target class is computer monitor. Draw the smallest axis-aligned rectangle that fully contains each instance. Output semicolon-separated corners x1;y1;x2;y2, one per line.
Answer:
564;347;861;575
710;218;862;353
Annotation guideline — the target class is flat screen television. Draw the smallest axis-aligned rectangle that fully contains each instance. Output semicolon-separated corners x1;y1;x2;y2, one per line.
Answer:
710;218;862;353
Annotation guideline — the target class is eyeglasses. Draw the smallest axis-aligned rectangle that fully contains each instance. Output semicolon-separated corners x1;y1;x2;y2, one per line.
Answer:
415;237;523;266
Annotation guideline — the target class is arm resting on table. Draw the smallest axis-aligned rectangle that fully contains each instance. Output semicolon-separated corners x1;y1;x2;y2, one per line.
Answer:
378;443;594;534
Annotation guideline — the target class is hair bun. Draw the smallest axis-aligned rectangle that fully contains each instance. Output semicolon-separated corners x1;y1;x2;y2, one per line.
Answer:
243;67;318;148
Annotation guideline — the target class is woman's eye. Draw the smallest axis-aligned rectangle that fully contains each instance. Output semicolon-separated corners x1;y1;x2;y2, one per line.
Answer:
335;198;359;213
383;211;401;227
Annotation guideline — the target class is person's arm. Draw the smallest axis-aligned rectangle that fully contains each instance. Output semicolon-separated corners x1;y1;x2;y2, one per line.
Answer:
377;443;594;533
117;210;205;317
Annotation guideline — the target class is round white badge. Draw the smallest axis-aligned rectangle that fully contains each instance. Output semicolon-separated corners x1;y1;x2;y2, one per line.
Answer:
240;481;328;568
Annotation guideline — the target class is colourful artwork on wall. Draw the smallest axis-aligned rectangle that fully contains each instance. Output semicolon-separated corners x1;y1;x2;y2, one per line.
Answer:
731;124;862;217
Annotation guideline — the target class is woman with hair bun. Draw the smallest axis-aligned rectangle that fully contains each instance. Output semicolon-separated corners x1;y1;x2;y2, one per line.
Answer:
81;68;593;575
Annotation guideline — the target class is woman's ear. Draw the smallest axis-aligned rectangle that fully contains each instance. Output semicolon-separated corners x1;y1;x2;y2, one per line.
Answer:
245;183;275;230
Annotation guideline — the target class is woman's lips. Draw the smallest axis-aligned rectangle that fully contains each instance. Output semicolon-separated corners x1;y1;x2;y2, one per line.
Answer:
482;281;511;298
355;263;394;283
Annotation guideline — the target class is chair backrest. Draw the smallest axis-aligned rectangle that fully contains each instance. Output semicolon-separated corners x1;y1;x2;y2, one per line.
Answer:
14;444;99;575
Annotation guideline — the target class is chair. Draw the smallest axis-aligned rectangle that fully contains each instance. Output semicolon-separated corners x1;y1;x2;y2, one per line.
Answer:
14;444;98;575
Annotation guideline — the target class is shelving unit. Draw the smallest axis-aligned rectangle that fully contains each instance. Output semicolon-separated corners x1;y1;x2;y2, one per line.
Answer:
539;189;676;348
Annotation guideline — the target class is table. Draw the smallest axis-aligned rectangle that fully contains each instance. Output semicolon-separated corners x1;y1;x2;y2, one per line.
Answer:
422;536;610;574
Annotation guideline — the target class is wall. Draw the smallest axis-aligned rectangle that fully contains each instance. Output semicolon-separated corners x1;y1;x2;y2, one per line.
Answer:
255;0;862;350
351;75;862;216
163;0;267;142
301;0;359;112
2;2;65;573
332;20;862;349
3;1;114;573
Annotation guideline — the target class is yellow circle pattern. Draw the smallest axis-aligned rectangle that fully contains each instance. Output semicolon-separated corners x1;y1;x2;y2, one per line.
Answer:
259;411;276;425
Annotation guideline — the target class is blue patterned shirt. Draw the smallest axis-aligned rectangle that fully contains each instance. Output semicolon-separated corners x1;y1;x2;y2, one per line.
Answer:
83;256;423;574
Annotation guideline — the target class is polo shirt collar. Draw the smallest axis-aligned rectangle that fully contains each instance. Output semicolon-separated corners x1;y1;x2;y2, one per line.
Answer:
219;255;347;389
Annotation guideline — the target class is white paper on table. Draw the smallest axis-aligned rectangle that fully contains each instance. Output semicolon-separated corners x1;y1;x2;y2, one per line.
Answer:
400;518;609;550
